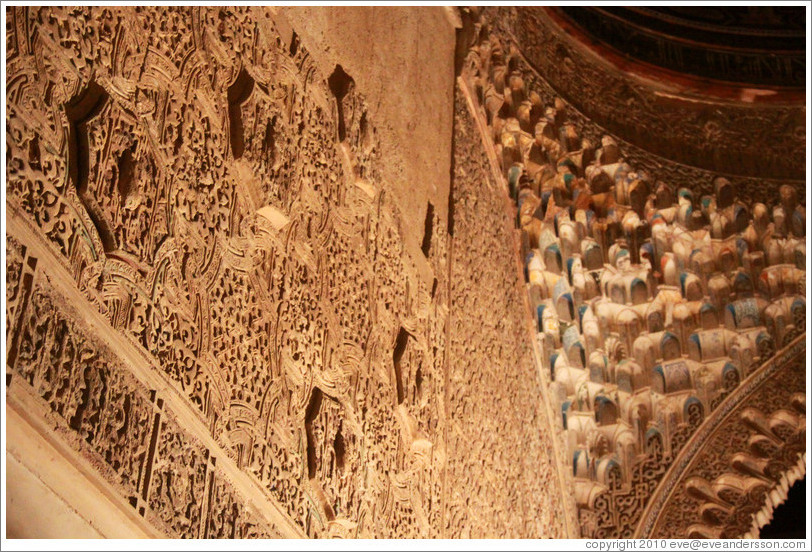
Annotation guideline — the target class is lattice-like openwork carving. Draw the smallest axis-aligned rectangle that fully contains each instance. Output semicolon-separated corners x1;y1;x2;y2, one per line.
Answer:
5;6;568;538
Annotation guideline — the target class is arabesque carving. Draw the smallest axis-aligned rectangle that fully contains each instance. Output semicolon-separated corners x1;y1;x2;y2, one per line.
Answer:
457;8;805;539
6;6;568;538
6;5;804;539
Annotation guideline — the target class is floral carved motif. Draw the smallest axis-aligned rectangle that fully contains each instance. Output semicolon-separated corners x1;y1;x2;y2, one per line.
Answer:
6;6;568;538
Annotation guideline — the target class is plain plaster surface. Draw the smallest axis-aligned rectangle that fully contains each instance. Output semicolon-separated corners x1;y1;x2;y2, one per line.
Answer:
280;6;457;236
5;398;158;539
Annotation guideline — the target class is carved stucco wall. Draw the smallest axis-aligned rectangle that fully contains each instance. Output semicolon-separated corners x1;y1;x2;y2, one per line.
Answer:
4;5;806;541
5;6;571;538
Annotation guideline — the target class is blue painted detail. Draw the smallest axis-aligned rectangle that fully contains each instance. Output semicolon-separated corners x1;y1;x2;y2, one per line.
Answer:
683;396;703;420
688;333;701;356
652;364;665;393
578;305;589;326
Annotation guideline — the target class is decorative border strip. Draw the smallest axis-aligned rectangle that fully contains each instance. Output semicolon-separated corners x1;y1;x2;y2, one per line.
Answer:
6;207;304;538
457;73;581;538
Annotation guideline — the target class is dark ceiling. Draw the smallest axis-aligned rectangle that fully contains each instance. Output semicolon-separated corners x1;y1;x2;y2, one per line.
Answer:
558;6;805;88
